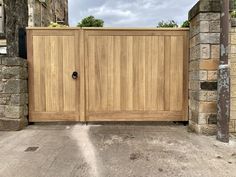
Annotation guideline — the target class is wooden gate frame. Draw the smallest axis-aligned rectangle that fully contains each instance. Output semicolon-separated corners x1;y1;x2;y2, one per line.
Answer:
27;27;189;122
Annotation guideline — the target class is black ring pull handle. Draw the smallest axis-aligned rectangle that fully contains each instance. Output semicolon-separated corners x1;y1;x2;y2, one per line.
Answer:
72;71;78;80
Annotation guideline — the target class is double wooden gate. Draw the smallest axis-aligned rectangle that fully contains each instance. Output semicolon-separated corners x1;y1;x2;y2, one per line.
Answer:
27;28;189;122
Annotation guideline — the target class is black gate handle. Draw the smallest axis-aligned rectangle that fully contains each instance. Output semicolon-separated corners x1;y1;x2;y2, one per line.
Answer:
72;71;79;80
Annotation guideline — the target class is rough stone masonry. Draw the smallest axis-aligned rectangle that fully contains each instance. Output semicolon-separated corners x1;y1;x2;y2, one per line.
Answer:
188;0;221;135
0;57;28;130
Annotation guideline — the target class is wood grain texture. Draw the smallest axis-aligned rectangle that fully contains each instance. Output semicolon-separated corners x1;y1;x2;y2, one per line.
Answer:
28;30;80;122
84;29;189;121
28;28;189;122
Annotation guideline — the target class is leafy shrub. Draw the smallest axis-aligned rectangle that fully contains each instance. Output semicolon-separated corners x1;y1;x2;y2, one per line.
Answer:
48;22;68;27
181;20;190;28
157;20;178;28
232;10;236;18
77;16;104;27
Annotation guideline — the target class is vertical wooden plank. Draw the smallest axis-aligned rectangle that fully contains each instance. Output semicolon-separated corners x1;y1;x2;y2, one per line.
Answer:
80;29;85;121
44;36;51;112
176;36;184;111
145;36;153;110
164;36;171;111
100;36;108;111
113;36;121;111
133;36;139;110
87;36;96;112
126;36;133;110
33;36;44;112
63;36;76;112
140;36;146;110
58;37;64;112
107;36;114;111
120;36;128;110
157;36;165;111
94;36;101;111
170;36;179;111
150;36;158;110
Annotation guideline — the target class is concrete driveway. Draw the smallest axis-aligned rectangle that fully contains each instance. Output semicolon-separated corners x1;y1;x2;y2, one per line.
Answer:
0;123;236;177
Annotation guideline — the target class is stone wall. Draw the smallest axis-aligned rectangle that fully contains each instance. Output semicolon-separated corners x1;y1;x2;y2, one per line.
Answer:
28;0;68;27
230;19;236;133
0;57;28;130
188;0;221;135
3;0;28;57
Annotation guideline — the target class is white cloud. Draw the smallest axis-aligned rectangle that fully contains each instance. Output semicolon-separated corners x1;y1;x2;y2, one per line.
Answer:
68;0;198;27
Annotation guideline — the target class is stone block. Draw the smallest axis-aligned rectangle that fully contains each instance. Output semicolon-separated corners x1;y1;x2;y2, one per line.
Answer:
189;60;199;71
199;102;217;113
231;44;236;54
198;113;217;125
231;84;236;97
199;13;220;21
231;77;236;85
1;57;27;67
200;44;210;59
189;91;199;101
0;105;5;116
2;66;23;79
229;119;236;133
189;99;199;112
3;80;27;94
231;63;236;75
10;94;28;106
199;71;208;81
231;98;236;111
189;110;199;123
190;71;198;80
189;80;200;90
24;105;28;116
0;81;3;92
190;44;200;60
199;59;219;70
0;94;11;105
211;45;220;58
4;105;24;119
188;121;217;135
199;91;217;101
199;33;220;44
209;21;220;32
0;118;27;131
198;113;208;124
230;54;236;63
200;21;209;32
208;71;217;81
231;34;236;45
190;36;197;48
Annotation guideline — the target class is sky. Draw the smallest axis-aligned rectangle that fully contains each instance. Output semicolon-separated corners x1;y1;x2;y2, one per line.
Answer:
68;0;198;27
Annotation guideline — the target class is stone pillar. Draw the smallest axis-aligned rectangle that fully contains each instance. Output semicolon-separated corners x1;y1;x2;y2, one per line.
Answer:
3;0;28;57
188;0;221;135
229;19;236;133
0;57;28;130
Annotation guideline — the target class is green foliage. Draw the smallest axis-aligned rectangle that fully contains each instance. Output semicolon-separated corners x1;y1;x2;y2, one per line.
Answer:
232;10;236;18
77;16;104;27
48;22;68;28
157;20;178;28
181;20;190;28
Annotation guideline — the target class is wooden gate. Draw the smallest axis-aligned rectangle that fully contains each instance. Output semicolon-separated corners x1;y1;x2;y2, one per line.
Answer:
27;28;189;122
27;29;80;121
